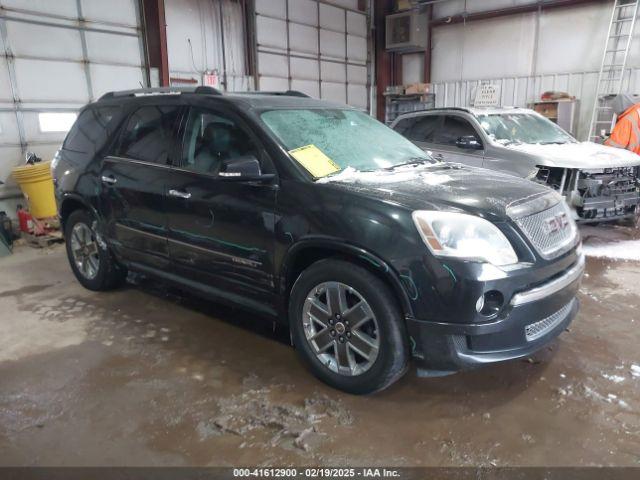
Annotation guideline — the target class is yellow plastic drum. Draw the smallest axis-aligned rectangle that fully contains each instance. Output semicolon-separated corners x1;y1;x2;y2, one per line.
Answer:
11;161;57;219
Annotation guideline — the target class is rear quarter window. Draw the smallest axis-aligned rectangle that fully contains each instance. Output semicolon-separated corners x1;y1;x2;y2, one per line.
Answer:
63;106;120;155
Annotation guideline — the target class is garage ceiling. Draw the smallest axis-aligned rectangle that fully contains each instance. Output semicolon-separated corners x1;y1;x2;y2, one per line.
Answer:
254;0;370;111
0;0;147;198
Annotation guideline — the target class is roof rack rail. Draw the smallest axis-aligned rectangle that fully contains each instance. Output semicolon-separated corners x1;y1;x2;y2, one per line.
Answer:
232;90;311;98
99;86;222;100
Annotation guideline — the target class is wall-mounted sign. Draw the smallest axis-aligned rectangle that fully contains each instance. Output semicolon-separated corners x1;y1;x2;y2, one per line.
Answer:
474;83;501;107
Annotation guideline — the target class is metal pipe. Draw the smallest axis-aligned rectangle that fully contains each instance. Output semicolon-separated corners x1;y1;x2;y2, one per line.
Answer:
218;0;228;91
430;0;604;27
0;18;27;156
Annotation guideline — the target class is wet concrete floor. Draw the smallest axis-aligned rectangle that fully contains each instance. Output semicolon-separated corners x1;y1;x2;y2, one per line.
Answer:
0;229;639;467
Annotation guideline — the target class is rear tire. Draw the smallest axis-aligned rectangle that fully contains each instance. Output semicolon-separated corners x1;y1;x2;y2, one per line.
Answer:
64;209;126;291
289;259;409;394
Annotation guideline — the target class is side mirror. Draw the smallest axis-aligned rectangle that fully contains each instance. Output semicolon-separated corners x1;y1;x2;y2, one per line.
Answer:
219;155;275;182
455;136;483;150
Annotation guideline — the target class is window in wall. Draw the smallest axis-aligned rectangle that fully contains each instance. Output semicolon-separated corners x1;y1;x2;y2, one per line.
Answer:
117;105;181;164
38;112;78;133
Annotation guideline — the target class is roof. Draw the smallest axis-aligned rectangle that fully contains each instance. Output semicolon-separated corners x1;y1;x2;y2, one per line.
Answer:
393;106;538;123
224;93;349;110
97;86;351;111
467;106;535;116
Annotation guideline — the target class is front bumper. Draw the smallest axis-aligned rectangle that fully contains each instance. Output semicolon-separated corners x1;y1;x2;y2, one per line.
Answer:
406;255;584;374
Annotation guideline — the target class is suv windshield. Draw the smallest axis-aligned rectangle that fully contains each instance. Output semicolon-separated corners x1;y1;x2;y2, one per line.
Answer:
261;108;433;178
477;113;576;145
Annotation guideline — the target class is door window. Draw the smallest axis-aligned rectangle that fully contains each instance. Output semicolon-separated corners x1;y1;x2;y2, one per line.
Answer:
116;105;181;164
395;115;441;143
180;108;260;175
433;115;482;148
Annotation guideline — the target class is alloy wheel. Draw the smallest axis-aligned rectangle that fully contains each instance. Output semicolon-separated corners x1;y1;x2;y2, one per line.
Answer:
70;222;100;280
302;281;380;376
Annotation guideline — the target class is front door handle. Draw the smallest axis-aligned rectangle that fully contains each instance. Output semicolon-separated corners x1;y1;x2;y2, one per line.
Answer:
101;175;117;185
168;189;191;199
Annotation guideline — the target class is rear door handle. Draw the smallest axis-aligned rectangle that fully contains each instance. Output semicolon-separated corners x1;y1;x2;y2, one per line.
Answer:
101;175;117;185
169;189;191;199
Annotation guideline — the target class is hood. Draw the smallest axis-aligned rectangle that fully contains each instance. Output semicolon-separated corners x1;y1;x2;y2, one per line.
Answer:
504;141;640;169
317;163;553;220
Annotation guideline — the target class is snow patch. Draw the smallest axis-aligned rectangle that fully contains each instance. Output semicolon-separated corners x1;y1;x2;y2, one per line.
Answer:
631;364;640;378
317;164;452;186
602;373;626;384
582;240;640;261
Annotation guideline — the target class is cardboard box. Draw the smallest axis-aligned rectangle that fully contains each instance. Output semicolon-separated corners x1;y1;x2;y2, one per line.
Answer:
404;83;431;95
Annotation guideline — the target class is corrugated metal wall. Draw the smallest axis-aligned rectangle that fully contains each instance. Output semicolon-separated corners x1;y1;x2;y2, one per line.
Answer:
415;0;640;141
0;0;146;207
432;67;640;141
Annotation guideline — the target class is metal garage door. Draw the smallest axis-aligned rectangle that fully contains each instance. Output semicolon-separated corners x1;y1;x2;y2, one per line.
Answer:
254;0;370;111
0;0;146;204
165;0;252;92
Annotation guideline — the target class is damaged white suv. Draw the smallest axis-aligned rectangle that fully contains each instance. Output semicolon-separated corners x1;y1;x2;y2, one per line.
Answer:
392;107;640;223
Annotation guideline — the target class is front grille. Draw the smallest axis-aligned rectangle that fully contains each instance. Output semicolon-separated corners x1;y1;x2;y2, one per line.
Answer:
525;301;573;342
515;201;577;260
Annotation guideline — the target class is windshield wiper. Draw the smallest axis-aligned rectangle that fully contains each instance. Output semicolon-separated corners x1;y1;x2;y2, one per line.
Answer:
539;141;567;145
384;157;432;171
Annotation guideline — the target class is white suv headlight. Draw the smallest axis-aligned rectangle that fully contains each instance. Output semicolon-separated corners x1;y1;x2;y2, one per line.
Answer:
412;211;518;266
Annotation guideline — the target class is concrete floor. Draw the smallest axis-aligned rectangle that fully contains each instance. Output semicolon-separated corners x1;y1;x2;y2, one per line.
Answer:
0;228;639;467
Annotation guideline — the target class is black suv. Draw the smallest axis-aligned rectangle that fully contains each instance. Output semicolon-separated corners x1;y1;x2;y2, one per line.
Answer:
53;87;584;394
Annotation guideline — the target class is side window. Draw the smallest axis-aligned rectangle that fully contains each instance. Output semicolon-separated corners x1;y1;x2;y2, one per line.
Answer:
393;117;417;136
63;106;120;155
181;108;259;175
433;115;482;147
406;115;442;143
116;105;181;164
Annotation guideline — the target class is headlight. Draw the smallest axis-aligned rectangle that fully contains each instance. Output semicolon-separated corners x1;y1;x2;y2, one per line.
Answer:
412;210;518;266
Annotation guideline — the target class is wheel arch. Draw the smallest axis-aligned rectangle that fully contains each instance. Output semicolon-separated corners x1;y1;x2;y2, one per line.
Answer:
280;239;414;320
59;194;100;233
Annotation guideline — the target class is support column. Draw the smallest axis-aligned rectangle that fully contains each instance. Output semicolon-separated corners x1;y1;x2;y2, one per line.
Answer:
141;0;169;87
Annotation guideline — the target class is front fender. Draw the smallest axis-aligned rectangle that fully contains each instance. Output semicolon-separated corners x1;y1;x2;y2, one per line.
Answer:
279;237;415;318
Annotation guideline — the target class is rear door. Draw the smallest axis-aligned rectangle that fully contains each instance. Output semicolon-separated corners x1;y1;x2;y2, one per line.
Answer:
165;104;278;313
99;103;182;269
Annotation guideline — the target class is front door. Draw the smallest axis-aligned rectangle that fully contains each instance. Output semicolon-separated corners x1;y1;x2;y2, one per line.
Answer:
165;106;278;313
427;115;485;167
99;103;182;269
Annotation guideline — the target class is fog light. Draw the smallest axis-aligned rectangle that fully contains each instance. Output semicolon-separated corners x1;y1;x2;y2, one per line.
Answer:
477;290;504;317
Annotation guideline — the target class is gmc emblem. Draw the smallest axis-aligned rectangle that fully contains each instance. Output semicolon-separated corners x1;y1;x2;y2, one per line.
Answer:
544;212;569;234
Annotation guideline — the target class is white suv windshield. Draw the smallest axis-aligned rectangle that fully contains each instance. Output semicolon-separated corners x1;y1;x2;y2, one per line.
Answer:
477;113;576;145
261;108;433;178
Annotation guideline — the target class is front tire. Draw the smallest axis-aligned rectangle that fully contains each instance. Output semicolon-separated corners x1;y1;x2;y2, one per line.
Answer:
64;209;126;291
289;259;409;394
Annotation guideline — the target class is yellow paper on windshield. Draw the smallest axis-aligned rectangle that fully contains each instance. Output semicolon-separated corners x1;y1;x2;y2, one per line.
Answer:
288;144;340;178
